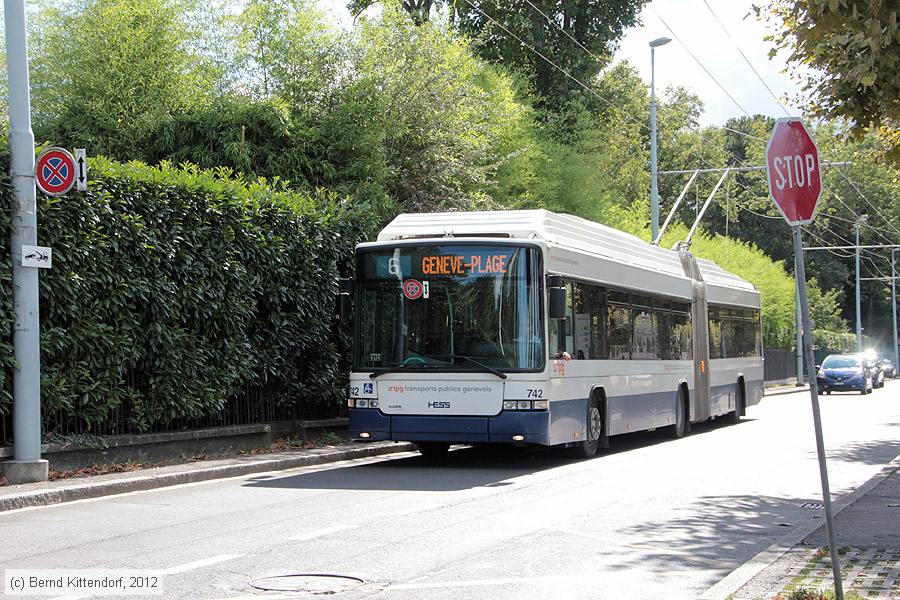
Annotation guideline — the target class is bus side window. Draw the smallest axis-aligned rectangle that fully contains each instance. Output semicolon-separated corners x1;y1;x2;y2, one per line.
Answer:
655;299;671;360
607;290;631;360
564;282;575;356
708;306;722;359
588;285;608;359
631;295;658;360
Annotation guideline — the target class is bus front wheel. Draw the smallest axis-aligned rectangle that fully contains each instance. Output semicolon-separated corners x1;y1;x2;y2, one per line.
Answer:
573;402;601;459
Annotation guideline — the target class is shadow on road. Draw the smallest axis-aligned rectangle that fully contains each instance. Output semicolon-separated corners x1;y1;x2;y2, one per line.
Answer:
595;492;819;574
822;438;900;465
243;417;750;493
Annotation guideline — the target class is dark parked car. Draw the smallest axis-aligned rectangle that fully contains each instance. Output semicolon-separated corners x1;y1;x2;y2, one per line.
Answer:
816;353;872;395
879;359;896;379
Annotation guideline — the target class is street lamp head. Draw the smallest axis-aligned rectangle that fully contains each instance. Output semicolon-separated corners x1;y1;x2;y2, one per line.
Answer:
650;37;672;48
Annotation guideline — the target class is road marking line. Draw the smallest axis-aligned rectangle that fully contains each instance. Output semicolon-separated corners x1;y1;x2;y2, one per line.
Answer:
164;553;243;575
387;574;577;590
44;555;243;600
291;524;356;541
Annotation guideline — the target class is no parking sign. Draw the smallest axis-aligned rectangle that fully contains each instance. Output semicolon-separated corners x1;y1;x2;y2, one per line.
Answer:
35;147;76;196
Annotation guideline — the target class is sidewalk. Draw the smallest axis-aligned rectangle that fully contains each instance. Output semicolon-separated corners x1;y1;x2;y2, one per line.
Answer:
714;457;900;599
0;440;415;512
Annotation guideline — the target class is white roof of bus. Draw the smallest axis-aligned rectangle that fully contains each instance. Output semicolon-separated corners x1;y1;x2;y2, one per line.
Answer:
375;210;757;302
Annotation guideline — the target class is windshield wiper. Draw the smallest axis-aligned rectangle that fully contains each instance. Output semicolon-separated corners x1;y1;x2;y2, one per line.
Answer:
368;355;508;379
369;364;432;379
452;355;508;379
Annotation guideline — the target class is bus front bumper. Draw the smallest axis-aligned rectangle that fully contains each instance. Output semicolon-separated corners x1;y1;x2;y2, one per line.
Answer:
349;408;551;445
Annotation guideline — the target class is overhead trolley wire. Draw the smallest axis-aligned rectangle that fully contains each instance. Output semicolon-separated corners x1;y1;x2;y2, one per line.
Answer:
459;0;642;128
698;0;792;118
834;168;900;238
520;0;605;64
654;11;753;119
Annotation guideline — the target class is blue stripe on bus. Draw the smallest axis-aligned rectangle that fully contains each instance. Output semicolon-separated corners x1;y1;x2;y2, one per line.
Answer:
349;409;551;444
349;381;755;446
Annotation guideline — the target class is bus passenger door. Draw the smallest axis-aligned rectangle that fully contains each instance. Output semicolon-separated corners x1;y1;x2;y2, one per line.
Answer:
691;281;711;421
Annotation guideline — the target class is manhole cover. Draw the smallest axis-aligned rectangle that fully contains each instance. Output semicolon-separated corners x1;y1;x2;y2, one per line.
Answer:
249;574;365;594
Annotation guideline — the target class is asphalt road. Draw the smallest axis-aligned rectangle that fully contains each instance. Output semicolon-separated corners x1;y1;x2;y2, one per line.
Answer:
2;382;899;600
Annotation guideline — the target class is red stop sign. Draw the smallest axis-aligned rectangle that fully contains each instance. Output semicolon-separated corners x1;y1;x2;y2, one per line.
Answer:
765;118;822;225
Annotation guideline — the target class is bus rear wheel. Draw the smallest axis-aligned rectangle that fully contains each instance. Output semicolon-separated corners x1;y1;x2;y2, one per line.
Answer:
416;442;450;460
729;381;745;424
669;389;688;439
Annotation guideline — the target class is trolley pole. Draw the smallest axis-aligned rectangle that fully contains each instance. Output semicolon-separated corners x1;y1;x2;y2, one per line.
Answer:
793;226;844;600
2;0;48;483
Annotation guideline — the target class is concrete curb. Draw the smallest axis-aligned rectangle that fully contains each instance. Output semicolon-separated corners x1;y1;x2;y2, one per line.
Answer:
764;384;809;397
0;442;416;513
699;455;900;600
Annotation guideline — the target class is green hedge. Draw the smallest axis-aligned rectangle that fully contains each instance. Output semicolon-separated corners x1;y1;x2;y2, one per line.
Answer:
0;154;372;431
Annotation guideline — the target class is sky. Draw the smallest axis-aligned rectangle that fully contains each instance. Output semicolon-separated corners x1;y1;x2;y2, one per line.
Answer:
317;0;806;126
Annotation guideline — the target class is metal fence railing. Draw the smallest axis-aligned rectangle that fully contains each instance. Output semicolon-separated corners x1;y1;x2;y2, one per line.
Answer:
764;347;796;382
1;410;10;447
1;385;346;448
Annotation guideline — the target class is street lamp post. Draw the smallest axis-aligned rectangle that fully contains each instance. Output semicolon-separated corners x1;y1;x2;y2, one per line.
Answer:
3;0;48;484
855;217;866;352
892;248;898;372
649;36;671;243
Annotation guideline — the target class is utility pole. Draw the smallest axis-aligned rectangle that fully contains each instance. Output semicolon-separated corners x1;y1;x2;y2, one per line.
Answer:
649;36;671;242
2;0;48;483
855;217;866;352
893;248;898;372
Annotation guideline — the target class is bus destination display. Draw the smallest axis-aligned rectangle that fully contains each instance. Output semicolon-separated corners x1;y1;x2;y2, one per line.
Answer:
421;253;508;276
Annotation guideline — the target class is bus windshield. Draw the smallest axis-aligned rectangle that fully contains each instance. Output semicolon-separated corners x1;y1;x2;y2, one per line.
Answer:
353;244;544;371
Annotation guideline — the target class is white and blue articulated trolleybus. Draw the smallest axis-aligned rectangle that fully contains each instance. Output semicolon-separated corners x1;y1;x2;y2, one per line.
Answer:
345;210;764;458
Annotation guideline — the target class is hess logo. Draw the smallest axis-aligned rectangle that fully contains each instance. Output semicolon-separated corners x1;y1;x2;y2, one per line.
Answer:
428;402;451;409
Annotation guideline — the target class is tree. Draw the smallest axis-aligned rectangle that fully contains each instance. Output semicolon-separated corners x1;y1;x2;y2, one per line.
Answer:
762;0;899;158
28;0;215;159
350;0;647;110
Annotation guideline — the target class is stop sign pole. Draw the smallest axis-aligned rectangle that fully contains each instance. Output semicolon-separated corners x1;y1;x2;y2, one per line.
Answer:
766;118;843;600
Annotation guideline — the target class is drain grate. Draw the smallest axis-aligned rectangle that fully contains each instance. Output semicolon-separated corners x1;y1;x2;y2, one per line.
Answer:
800;501;824;509
249;574;365;594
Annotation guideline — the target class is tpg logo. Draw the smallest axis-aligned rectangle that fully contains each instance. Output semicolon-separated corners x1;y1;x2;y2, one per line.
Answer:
428;402;451;409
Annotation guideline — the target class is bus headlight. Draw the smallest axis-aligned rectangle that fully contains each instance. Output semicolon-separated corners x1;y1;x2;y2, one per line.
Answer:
369;400;379;408
347;398;355;408
356;399;369;408
532;400;549;410
503;400;516;410
517;400;532;410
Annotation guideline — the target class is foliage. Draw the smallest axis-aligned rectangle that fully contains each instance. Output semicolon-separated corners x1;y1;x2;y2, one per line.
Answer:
29;0;217;160
350;0;647;110
761;0;899;158
0;152;371;430
454;0;647;110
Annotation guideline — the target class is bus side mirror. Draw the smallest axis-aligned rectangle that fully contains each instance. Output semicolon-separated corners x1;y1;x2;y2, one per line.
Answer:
338;277;352;322
549;286;567;319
